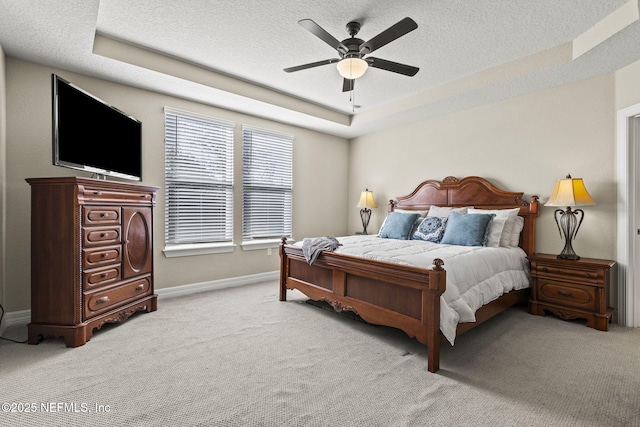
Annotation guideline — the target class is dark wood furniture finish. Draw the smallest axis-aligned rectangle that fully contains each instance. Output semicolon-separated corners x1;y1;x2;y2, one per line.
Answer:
528;254;616;331
26;177;158;347
280;176;540;373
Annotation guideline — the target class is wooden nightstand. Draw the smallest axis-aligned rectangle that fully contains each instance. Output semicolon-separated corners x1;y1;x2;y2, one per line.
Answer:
528;254;616;331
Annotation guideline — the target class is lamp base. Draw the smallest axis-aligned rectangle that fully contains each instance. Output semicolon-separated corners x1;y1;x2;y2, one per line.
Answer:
553;207;584;261
360;208;371;235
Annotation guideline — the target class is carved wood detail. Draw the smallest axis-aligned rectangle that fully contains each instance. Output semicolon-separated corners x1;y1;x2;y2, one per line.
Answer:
321;297;356;314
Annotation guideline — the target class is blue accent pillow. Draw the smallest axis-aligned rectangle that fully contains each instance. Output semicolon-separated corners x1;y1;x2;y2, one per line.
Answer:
440;212;495;246
378;212;421;240
412;216;448;243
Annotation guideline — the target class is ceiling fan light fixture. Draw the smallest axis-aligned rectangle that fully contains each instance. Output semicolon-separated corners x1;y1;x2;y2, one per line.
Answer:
336;57;368;79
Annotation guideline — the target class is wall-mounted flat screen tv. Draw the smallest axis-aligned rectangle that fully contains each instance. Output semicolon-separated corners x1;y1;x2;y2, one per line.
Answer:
52;74;142;181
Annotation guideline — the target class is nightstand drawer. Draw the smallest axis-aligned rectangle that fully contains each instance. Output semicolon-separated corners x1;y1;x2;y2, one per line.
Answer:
537;280;596;312
534;265;599;284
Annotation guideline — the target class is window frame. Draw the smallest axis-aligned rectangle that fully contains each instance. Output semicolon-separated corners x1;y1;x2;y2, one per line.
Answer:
241;125;293;251
163;107;236;258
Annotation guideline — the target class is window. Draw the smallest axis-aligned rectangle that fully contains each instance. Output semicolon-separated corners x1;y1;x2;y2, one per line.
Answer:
242;125;293;248
164;107;234;257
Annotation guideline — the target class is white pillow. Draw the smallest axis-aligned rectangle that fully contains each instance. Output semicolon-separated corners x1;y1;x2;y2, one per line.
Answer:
499;209;522;247
509;216;525;247
468;208;520;248
427;206;470;217
394;208;428;217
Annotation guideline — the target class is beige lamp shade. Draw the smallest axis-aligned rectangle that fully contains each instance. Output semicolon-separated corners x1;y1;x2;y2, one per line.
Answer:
545;175;595;207
357;189;377;209
337;57;368;79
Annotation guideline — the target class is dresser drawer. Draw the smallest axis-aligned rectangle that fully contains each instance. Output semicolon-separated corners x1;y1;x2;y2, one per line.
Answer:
83;245;122;269
84;276;152;318
83;265;122;290
537;280;597;312
80;186;154;205
83;226;121;247
534;265;599;284
83;206;121;226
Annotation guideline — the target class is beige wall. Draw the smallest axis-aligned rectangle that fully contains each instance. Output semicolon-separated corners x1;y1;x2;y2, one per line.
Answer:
4;58;349;311
349;74;617;261
6;53;640;314
0;43;6;309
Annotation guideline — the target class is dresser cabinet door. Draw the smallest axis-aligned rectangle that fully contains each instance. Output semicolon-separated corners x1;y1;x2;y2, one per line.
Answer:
122;207;152;279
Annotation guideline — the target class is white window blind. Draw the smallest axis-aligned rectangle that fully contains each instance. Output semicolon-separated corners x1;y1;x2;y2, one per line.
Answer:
242;125;293;241
165;107;234;245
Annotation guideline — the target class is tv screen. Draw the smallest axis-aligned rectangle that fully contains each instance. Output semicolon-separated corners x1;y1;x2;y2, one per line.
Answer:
52;74;142;181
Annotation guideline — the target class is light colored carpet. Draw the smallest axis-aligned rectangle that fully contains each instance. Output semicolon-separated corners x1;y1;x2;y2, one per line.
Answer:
1;281;639;427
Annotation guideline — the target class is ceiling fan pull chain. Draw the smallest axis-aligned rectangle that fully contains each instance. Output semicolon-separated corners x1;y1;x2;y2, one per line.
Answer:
351;87;355;113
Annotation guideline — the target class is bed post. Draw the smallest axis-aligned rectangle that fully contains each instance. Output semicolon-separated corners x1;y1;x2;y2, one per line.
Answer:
426;258;446;373
387;199;396;212
521;195;540;257
279;237;288;301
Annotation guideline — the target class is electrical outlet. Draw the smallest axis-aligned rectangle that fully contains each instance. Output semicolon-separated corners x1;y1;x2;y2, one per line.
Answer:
267;248;272;256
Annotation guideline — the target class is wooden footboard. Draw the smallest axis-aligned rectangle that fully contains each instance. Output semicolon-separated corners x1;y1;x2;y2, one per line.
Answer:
279;238;446;373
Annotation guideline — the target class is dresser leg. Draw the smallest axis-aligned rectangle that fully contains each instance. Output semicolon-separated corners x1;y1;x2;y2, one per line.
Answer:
146;295;158;312
27;324;87;347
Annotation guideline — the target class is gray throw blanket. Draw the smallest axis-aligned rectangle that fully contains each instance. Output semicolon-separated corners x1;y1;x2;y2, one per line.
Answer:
302;236;342;265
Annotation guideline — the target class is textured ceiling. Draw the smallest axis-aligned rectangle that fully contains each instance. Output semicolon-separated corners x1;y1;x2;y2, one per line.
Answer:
0;0;639;138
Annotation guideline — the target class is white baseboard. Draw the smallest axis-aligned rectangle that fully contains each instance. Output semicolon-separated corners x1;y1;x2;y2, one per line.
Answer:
156;271;279;299
0;308;31;335
0;271;280;332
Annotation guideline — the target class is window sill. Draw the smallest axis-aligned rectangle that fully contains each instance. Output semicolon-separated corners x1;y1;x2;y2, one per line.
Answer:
241;238;293;251
163;242;236;258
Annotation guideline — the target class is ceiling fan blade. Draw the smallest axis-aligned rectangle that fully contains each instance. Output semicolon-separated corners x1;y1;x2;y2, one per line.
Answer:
359;17;418;55
367;57;419;76
298;19;348;54
284;58;339;73
342;78;354;92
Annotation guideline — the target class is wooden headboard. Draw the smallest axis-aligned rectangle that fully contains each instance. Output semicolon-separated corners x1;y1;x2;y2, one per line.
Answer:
388;176;540;257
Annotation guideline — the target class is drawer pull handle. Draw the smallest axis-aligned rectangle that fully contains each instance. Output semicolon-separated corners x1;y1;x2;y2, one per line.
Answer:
557;290;573;297
135;284;145;291
101;253;108;258
100;273;107;278
96;296;110;305
100;213;108;217
541;267;548;272
94;191;102;196
100;233;106;238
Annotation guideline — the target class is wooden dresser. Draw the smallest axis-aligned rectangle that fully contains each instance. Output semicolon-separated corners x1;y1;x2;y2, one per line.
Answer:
528;253;616;331
26;177;159;347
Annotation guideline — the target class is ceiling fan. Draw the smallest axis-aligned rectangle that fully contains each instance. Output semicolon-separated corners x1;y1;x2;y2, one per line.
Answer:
284;17;420;92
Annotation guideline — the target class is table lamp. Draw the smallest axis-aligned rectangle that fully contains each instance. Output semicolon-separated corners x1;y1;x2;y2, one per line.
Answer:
357;189;377;234
544;174;595;260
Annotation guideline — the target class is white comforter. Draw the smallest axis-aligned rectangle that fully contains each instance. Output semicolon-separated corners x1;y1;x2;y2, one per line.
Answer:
302;235;531;345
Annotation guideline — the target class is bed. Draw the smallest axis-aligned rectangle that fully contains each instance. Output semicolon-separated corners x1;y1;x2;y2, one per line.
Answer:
279;176;540;373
